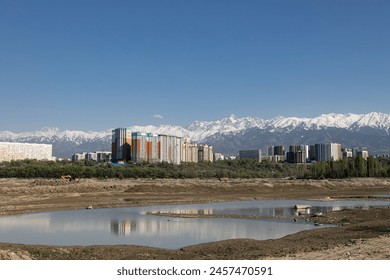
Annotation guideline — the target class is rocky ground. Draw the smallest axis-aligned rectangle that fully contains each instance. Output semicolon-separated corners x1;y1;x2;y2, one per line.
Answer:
0;177;390;260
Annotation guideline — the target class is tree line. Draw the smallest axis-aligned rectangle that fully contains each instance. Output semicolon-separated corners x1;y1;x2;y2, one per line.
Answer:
0;157;389;179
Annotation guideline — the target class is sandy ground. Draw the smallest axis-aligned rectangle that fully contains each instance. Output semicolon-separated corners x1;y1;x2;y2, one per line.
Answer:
0;177;390;260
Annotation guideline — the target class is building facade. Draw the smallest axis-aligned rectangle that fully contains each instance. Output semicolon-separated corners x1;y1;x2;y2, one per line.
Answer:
131;132;148;163
239;150;262;162
314;143;342;162
287;145;309;163
111;128;131;163
131;132;160;164
182;139;198;163
158;134;182;164
0;142;52;162
198;144;213;162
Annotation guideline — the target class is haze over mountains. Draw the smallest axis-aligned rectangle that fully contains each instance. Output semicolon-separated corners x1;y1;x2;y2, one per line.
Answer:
1;112;390;158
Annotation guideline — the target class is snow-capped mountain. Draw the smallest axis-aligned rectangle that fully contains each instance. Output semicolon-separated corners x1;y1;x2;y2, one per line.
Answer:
1;112;390;158
188;112;390;135
0;127;111;145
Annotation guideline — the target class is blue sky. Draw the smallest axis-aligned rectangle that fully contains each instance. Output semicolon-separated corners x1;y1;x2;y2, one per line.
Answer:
1;0;389;132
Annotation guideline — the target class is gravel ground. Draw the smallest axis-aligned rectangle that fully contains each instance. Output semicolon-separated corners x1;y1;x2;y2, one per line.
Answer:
0;177;390;260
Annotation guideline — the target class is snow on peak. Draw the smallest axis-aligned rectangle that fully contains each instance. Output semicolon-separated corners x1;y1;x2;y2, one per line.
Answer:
186;114;265;141
1;112;390;144
0;127;111;142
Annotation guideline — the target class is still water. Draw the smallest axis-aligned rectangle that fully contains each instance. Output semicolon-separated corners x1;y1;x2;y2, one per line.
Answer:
0;200;389;249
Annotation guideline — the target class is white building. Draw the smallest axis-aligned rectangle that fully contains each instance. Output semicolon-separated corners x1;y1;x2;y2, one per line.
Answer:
72;152;87;161
0;142;53;162
158;134;182;164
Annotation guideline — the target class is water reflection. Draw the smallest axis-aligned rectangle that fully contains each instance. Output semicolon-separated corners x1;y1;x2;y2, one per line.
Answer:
0;199;389;249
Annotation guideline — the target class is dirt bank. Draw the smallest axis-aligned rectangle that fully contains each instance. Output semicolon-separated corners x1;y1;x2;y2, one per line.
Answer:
1;178;390;259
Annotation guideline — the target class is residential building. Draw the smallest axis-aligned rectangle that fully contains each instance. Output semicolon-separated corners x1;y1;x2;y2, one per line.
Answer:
72;151;111;162
111;128;131;162
198;144;213;162
86;152;97;161
182;139;198;163
131;132;147;163
0;142;52;162
146;133;159;163
158;134;182;164
96;151;112;162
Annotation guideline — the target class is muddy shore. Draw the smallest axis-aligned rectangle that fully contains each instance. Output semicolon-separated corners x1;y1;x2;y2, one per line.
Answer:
1;177;390;260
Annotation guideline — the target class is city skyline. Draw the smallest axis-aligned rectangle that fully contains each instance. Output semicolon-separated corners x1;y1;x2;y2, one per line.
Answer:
1;0;389;132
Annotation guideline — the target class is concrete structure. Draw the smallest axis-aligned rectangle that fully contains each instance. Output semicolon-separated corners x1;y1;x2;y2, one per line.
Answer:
72;152;87;161
111;128;131;163
0;142;52;162
198;144;213;162
158;134;182;164
239;149;262;162
88;151;111;162
181;139;198;163
96;151;112;162
86;152;97;161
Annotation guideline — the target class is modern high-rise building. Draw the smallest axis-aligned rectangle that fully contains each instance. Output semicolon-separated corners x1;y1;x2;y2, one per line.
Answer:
131;132;147;163
131;132;160;164
111;128;131;163
112;128;211;165
0;142;52;162
146;133;159;163
158;134;182;164
314;143;342;162
198;144;213;162
287;145;309;163
274;146;285;156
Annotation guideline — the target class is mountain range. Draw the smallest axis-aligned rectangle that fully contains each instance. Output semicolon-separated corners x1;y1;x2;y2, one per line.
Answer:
1;112;390;158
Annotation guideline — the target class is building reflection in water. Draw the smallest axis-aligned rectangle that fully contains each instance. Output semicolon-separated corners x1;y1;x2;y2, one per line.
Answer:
146;208;214;215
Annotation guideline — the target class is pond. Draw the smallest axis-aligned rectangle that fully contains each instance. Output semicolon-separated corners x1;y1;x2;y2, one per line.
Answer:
0;199;389;249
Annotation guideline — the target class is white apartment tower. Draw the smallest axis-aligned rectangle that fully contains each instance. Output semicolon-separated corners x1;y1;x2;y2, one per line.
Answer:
158;134;182;164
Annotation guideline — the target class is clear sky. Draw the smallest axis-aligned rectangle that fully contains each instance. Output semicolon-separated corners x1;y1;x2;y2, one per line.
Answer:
1;0;389;132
